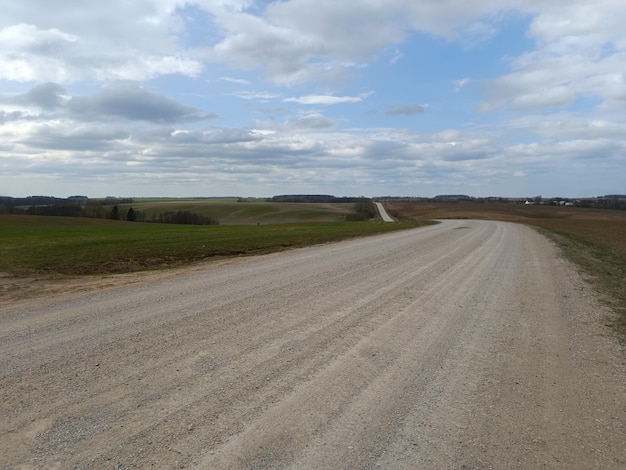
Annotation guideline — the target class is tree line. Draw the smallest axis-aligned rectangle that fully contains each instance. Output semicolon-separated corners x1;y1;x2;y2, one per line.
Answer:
345;199;378;221
114;207;218;225
0;197;219;226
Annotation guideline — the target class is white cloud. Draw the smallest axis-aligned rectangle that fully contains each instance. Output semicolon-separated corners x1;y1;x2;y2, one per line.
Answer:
290;113;337;130
232;91;280;101
510;85;576;110
0;23;78;55
453;78;470;93
526;0;626;53
0;82;210;124
2;112;623;197
508;113;626;140
480;0;626;112
0;24;78;82
207;0;512;84
284;93;371;105
66;83;206;123
0;82;67;111
385;104;426;116
219;76;251;85
0;2;202;83
17;121;131;152
389;49;404;64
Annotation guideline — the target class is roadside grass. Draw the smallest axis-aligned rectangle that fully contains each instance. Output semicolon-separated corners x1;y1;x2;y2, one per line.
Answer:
0;215;422;277
528;219;626;332
385;201;626;334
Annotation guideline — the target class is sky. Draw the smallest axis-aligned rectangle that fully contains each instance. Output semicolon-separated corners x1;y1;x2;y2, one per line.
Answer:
0;0;625;198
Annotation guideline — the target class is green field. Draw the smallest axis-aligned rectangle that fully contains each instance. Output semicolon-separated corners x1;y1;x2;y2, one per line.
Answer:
0;214;421;276
120;201;356;225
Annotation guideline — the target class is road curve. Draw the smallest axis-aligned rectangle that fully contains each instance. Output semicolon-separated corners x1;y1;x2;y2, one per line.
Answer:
1;220;624;469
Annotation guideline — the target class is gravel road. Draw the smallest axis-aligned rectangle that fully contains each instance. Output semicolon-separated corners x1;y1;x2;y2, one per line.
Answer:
1;220;624;469
374;202;394;222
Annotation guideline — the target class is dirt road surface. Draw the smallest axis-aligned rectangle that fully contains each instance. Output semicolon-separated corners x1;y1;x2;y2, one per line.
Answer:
374;202;394;222
1;220;624;469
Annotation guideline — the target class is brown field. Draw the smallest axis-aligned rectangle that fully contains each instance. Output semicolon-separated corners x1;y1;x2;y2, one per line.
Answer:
385;201;626;332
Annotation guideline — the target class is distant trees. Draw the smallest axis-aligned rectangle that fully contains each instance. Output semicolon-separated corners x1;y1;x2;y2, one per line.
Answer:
345;199;377;221
270;195;368;203
148;210;218;225
0;196;219;225
433;194;472;201
126;207;136;222
24;204;84;217
104;206;218;225
111;204;143;221
110;205;121;220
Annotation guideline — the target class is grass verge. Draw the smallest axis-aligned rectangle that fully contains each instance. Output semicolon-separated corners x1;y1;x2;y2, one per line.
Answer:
528;221;626;333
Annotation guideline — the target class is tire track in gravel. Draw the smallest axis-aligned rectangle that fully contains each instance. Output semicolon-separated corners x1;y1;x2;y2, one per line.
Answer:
1;220;624;469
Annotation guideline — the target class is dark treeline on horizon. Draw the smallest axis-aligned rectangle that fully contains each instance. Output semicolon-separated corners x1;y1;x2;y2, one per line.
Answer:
0;195;132;208
1;194;625;215
0;196;133;216
0;196;219;225
377;195;626;209
269;195;371;203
